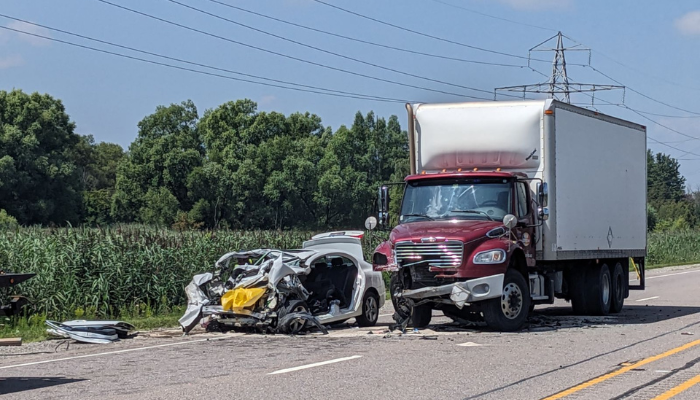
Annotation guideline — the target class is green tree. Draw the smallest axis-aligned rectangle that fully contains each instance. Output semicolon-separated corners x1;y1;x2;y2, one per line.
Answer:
139;187;179;225
0;90;84;225
648;150;686;204
74;136;125;225
112;100;202;222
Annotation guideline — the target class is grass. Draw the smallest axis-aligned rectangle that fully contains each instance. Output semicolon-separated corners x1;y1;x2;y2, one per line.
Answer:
647;231;700;268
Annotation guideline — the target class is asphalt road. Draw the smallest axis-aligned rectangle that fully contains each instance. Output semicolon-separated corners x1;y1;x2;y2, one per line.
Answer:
2;265;700;400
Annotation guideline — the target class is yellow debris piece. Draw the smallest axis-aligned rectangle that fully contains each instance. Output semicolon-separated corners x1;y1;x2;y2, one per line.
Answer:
221;288;267;312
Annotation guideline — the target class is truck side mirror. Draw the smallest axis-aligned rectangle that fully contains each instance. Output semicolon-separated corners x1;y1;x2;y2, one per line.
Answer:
538;182;548;207
503;214;517;229
378;186;390;226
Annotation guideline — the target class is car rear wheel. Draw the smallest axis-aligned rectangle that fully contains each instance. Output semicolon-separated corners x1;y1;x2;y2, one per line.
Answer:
356;291;379;327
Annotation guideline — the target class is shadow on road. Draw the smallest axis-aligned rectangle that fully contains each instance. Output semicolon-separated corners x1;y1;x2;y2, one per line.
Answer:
0;377;86;395
526;305;700;331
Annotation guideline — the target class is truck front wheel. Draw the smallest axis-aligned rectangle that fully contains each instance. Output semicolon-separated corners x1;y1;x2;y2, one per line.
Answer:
483;269;531;332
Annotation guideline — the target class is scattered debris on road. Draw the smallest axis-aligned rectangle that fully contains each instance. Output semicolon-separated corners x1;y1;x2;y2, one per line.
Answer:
45;320;135;344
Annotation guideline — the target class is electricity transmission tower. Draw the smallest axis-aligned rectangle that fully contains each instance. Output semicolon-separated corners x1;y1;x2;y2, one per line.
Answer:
495;32;624;104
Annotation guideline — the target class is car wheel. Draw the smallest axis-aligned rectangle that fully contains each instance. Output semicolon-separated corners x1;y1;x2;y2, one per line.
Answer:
412;303;432;328
356;291;380;327
483;269;531;332
610;262;625;314
281;299;310;334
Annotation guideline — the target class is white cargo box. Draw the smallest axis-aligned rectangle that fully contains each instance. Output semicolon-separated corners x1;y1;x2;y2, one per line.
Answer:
409;100;647;260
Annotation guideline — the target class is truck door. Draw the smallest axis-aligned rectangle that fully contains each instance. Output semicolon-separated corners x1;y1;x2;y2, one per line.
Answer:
515;181;536;267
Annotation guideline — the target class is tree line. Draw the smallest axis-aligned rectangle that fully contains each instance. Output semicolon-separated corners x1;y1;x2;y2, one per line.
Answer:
0;89;407;229
0;88;697;231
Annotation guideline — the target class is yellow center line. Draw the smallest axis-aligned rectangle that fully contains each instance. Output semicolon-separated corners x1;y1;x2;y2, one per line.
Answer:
651;373;700;400
541;339;700;400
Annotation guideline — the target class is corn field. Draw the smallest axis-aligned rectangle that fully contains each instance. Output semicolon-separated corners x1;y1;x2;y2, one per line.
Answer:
647;231;700;267
0;226;696;319
0;226;318;319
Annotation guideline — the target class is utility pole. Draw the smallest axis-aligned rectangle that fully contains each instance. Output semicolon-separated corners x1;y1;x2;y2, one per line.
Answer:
495;32;624;105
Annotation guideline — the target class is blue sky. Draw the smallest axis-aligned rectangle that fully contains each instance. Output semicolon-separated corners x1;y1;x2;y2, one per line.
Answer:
2;0;700;187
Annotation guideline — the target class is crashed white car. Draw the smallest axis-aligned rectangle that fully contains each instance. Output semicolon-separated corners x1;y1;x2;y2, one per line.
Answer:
179;232;385;334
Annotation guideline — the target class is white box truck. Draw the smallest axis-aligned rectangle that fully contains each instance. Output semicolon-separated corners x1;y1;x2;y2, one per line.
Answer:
372;99;647;331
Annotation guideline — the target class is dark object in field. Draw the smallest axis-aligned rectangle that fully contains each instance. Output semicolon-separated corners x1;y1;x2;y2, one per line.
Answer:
0;272;36;317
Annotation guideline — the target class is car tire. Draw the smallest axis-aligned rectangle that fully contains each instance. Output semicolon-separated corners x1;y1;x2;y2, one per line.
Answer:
483;269;531;332
610;262;625;314
356;291;380;327
279;299;310;334
584;263;612;316
412;303;432;328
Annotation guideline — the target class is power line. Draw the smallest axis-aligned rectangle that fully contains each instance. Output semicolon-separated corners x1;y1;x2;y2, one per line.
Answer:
312;0;550;63
0;14;414;104
94;0;490;101
203;0;526;69
586;66;700;117
591;50;700;92
0;25;412;104
572;103;700;119
166;0;522;99
426;0;557;32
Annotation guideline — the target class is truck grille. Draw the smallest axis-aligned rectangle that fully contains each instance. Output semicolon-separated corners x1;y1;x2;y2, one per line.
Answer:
395;241;464;268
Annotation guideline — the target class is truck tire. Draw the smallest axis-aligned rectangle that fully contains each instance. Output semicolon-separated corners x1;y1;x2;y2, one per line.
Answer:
389;273;411;320
567;267;588;315
483;269;531;332
412;303;432;328
610;261;625;314
584;263;612;315
356;291;380;327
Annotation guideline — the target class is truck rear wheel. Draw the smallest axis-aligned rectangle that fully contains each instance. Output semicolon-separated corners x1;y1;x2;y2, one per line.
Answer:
567;267;588;315
584;263;612;315
412;303;432;328
610;262;625;314
483;269;531;332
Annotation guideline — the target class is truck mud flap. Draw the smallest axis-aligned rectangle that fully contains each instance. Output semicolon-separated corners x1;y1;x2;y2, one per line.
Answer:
628;257;645;290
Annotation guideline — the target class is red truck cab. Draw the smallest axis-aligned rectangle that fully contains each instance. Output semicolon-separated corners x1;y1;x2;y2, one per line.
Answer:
373;171;538;331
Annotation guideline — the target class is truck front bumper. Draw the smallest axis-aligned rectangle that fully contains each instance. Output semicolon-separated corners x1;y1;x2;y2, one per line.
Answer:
398;273;504;309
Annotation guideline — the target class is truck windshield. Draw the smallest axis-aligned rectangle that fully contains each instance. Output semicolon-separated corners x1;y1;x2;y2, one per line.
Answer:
400;180;512;223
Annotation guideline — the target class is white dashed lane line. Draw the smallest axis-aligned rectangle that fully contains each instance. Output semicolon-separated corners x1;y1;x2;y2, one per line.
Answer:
268;355;362;375
635;296;660;302
630;269;700;283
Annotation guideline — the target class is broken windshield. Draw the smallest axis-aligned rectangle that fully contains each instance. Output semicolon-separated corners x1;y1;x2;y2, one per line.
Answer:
400;180;512;223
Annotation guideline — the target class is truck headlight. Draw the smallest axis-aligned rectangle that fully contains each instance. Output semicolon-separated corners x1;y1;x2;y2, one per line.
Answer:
473;249;506;264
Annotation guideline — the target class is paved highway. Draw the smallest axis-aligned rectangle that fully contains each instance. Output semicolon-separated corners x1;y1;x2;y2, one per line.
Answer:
2;265;700;399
